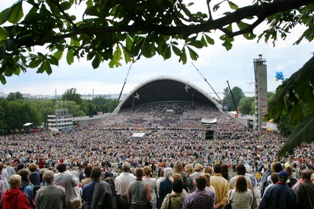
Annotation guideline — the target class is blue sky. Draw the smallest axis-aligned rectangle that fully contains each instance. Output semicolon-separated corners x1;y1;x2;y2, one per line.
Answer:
1;1;313;99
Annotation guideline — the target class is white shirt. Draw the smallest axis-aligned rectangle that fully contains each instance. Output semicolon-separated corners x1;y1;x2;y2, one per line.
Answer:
115;172;136;196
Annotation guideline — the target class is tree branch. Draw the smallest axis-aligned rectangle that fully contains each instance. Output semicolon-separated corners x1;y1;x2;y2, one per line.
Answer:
18;0;314;48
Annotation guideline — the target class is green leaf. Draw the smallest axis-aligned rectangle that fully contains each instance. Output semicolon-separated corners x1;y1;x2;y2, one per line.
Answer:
37;60;51;74
29;59;42;68
8;2;23;24
213;0;224;12
237;21;250;30
163;46;171;60
205;34;215;45
92;53;100;69
172;45;181;56
66;48;74;64
0;27;8;42
228;1;239;10
179;48;187;64
109;45;122;68
0;8;10;25
54;51;63;61
279;111;314;155
187;46;198;60
60;2;72;11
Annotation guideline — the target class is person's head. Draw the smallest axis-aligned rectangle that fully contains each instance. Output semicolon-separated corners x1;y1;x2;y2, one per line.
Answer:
272;162;283;172
122;162;131;172
203;166;213;175
204;173;211;187
285;166;293;177
195;175;207;191
159;168;164;177
9;174;22;188
184;164;193;175
28;163;37;172
301;169;313;180
174;161;183;173
43;170;55;184
135;167;144;179
56;163;66;172
213;164;222;174
194;163;203;172
143;166;152;176
221;164;229;180
270;172;279;184
164;167;174;179
84;166;93;178
18;169;30;183
172;179;183;193
235;176;247;193
91;166;102;180
236;164;246;175
278;171;288;182
172;173;182;181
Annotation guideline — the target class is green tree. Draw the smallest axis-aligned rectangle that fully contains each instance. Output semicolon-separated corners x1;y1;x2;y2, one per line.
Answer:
238;96;254;115
62;88;82;105
268;57;314;154
63;100;85;117
0;0;313;83
6;92;24;101
222;86;244;111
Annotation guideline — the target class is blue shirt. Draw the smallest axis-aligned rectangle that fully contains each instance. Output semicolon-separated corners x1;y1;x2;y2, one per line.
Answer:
81;180;98;209
182;189;215;209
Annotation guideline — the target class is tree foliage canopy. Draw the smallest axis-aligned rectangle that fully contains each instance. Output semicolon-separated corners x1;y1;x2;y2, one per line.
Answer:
0;0;313;84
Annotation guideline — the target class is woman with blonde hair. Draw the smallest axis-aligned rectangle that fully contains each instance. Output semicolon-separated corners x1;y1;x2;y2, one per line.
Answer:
143;166;157;209
173;161;189;191
226;176;253;209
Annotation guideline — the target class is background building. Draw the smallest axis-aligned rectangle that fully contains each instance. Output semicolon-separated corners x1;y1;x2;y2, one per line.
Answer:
47;108;74;132
254;54;268;131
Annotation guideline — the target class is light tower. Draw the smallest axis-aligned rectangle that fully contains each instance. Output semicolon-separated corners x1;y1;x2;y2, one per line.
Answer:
254;54;267;131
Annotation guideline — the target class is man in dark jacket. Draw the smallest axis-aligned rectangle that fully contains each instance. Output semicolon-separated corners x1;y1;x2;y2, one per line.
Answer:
259;171;296;209
295;169;314;209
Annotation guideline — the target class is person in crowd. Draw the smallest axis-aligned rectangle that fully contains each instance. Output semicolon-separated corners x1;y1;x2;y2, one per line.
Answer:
54;163;79;209
18;169;34;203
161;175;187;209
158;167;173;209
28;163;40;186
229;164;253;192
35;170;66;209
156;168;165;198
128;167;152;209
226;176;253;209
221;164;231;182
182;175;215;209
285;166;297;188
184;164;193;178
0;163;8;188
5;161;16;180
82;166;113;209
0;165;6;205
260;162;282;197
143;166;157;209
295;169;314;209
173;161;189;191
115;162;136;209
210;164;229;209
259;171;296;209
2;174;33;209
204;173;215;194
188;163;204;193
81;166;93;188
203;166;213;176
262;172;278;197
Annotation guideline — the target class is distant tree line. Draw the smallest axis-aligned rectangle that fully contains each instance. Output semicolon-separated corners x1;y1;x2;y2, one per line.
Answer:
0;88;116;133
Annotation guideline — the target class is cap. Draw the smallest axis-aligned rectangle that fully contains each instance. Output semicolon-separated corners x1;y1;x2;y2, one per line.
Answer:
278;171;288;180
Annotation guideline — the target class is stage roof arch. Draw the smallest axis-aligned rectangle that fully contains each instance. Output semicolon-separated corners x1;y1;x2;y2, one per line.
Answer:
114;75;222;113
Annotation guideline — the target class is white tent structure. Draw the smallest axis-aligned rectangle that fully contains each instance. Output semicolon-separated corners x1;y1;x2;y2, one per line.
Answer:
131;133;146;140
201;118;217;125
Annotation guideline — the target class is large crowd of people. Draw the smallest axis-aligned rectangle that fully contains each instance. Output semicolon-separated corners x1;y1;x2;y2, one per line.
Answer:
0;101;313;209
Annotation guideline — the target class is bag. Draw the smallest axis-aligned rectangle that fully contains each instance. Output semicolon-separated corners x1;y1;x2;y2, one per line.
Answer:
68;198;81;209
